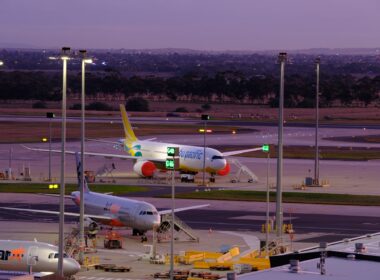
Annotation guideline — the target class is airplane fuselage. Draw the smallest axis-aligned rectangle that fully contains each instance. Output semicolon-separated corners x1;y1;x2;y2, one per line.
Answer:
123;140;227;173
71;191;161;231
0;240;80;276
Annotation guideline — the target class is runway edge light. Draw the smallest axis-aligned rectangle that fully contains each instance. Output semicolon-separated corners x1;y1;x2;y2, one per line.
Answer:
262;144;270;153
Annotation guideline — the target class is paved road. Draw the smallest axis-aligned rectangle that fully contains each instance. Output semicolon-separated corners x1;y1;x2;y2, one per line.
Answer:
0;194;379;243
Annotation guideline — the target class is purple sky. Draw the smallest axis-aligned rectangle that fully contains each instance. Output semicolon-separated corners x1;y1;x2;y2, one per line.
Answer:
0;0;379;51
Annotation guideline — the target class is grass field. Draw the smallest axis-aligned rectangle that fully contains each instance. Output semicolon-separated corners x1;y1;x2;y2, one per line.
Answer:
0;121;249;143
168;190;380;206
0;183;148;195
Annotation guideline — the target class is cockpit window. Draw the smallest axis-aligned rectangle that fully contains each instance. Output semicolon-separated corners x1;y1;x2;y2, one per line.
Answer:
211;155;224;161
53;253;69;259
140;210;158;215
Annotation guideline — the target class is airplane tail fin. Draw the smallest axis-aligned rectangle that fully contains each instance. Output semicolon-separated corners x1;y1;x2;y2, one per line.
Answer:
75;152;90;193
120;104;138;143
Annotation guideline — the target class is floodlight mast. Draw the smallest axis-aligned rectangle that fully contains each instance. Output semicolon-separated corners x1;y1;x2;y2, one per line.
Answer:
78;49;92;265
276;52;287;238
262;144;270;258
58;46;70;277
314;57;321;185
167;146;179;280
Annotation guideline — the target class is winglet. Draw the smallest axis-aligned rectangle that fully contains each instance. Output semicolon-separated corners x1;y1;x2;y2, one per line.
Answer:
75;152;90;193
119;104;138;142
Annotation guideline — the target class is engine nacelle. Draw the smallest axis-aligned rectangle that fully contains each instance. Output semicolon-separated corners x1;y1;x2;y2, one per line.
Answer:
133;160;157;177
217;162;230;176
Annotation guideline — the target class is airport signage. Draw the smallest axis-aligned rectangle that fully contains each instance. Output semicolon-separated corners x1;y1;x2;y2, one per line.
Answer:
165;158;179;170
262;144;270;153
201;114;210;121
167;146;179;157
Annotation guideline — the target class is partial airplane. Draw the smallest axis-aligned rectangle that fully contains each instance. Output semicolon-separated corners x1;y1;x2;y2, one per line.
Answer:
0;240;80;276
24;105;262;180
1;153;208;236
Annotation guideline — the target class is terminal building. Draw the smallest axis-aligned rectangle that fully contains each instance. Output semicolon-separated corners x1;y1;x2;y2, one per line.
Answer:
233;233;380;280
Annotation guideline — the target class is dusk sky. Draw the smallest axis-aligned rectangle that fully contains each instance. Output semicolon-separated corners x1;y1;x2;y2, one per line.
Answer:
0;0;379;51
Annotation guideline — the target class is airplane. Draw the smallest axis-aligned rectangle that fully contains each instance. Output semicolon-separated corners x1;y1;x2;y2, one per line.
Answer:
24;104;262;180
1;153;208;236
0;239;80;276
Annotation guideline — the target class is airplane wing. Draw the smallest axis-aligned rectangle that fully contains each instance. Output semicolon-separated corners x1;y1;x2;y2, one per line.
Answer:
0;207;112;221
86;138;123;145
222;147;263;157
21;145;163;162
37;193;74;199
158;204;209;215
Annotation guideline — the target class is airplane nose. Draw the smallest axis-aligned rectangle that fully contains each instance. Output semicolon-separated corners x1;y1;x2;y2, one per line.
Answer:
63;259;81;276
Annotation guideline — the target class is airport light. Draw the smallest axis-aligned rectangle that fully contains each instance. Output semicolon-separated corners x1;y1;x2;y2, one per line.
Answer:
201;114;210;186
261;144;271;257
46;112;55;182
276;52;287;239
262;144;270;153
78;49;92;265
167;146;179;280
0;61;3;66
57;46;71;278
314;57;321;186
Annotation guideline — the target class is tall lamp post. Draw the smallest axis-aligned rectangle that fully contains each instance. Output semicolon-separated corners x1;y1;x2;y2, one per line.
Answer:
166;147;179;280
276;52;287;238
46;112;55;181
201;114;210;186
314;57;320;186
58;47;70;277
262;144;270;257
78;50;93;265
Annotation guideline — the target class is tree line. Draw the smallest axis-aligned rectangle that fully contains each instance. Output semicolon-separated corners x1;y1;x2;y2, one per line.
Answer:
0;70;379;108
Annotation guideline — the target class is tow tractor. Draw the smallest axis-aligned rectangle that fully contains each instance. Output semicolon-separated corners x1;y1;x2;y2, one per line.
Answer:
104;231;123;249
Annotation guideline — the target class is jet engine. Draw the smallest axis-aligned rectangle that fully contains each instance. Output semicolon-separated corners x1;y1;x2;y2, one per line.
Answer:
133;160;157;177
217;162;230;176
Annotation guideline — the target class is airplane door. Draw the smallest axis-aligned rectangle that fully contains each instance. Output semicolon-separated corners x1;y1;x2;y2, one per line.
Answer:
27;246;38;266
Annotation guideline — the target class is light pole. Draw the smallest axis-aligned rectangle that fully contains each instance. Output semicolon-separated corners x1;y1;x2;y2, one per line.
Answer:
314;57;320;186
58;47;70;277
201;114;209;186
261;144;270;257
276;52;287;238
78;50;92;265
166;147;179;280
46;112;55;181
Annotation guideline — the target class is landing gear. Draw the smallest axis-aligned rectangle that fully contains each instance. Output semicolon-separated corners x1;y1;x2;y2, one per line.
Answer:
132;228;146;236
209;173;216;183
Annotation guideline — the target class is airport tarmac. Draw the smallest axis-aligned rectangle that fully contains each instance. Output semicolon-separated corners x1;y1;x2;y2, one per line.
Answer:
1;193;379;279
1;123;379;194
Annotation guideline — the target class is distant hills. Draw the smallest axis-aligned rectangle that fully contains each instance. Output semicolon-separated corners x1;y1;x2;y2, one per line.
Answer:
0;44;379;56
